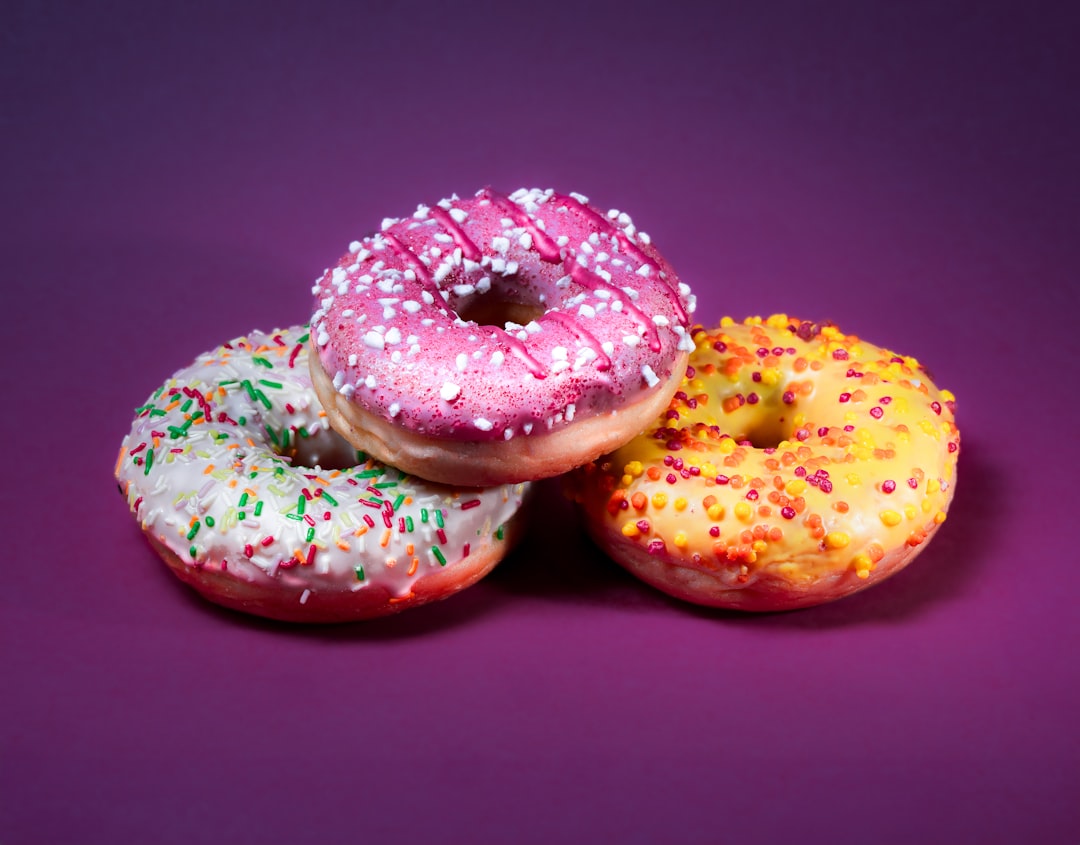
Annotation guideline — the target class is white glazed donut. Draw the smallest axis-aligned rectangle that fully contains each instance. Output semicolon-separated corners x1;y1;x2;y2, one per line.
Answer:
308;187;696;486
115;326;530;622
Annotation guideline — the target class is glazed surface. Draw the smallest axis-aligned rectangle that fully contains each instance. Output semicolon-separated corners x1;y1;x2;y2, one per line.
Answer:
115;326;529;618
310;187;696;443
572;315;960;609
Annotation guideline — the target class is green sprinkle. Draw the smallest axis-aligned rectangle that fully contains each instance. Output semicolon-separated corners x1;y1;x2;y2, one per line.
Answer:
281;428;290;450
252;356;273;369
305;527;315;542
286;513;303;521
167;426;186;439
238;416;247;426
218;379;238;387
496;525;505;540
405;516;414;532
254;501;264;516
392;494;405;511
239;492;249;507
187;522;201;540
297;495;306;516
144;448;154;475
356;468;382;479
432;547;447;566
354;565;365;582
134;402;154;414
298;426;309;439
420;509;429;524
254;389;272;410
298;332;310;344
238;511;246;520
241;379;257;400
373;481;397;489
149;408;166;417
265;426;279;447
258;378;282;388
180;398;193;413
205;515;215;527
189;545;198;558
435;509;445;528
321;492;338;507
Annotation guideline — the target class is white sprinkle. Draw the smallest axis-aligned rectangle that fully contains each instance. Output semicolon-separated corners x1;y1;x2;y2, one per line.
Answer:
348;241;363;253
300;589;311;605
413;205;430;220
652;315;670;327
381;217;398;231
492;236;510;254
551;360;571;373
476;276;492;293
491;257;506;274
403;300;422;313
636;263;652;277
332;371;345;389
440;382;461;402
363;331;385;350
388;403;401;417
580;240;594;254
601;341;615;356
551;346;568;361
566;404;576;421
578;304;596;319
434;232;453;243
456;352;468;371
490;350;505;367
364;375;377;389
316;329;330;347
453;284;475;296
449;207;468;223
433;262;453;283
569;192;588;204
639;231;651;245
347;353;358;366
385;327;402;345
523;423;534;435
623;334;641;347
503;427;514;440
473;418;494;431
421;290;436;305
642;364;660;388
518;233;533;250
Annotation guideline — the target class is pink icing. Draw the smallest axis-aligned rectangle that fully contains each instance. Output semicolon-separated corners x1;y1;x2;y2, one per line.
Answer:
310;187;697;441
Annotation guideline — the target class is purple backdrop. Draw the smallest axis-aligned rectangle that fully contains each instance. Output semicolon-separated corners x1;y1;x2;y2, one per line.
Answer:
4;1;1078;842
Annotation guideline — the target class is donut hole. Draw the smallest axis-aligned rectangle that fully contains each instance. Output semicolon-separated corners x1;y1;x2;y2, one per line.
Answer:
454;289;546;330
741;416;793;450
280;426;362;471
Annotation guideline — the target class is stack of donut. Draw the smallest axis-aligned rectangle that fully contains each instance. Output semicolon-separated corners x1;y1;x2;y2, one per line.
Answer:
116;187;959;621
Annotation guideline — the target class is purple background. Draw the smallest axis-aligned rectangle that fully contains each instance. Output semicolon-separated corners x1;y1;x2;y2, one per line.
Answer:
4;1;1078;842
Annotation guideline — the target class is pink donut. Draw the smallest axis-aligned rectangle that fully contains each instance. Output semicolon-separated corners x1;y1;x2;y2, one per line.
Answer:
309;187;697;486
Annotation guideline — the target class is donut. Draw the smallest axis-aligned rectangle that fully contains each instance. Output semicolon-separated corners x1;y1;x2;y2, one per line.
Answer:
570;315;960;611
115;325;530;622
308;187;696;486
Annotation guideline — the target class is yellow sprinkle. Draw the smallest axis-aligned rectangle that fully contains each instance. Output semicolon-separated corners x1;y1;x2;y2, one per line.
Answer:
766;314;789;328
846;473;861;486
700;462;717;477
621;475;633;487
926;478;940;494
941;389;956;402
921;499;933;514
734;502;752;521
624;461;644;478
752;540;768;553
880;510;902;527
651;492;668;509
719;438;737;454
853;553;873;579
720;316;735;327
622;522;640;538
824;531;851;549
707;504;725;520
760;368;781;386
674;531;688;549
904;505;917;520
674;497;688;511
792;413;807;427
785;479;807;496
934;510;947;524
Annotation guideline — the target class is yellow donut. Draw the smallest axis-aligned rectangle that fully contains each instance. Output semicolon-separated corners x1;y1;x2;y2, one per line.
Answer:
570;315;960;610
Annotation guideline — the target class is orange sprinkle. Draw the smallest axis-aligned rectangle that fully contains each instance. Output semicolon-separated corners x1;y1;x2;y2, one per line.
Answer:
202;464;215;475
833;501;849;513
407;557;419;577
631;492;648;510
380;529;391;547
336;540;351;551
114;446;128;477
646;466;662;481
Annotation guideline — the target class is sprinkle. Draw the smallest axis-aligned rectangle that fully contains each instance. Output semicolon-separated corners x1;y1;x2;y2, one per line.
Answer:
432;547;447;566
